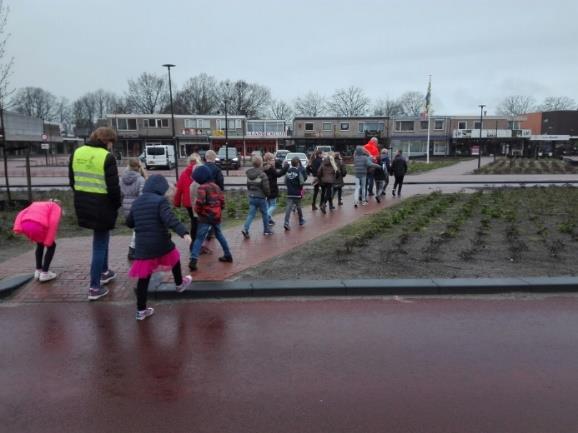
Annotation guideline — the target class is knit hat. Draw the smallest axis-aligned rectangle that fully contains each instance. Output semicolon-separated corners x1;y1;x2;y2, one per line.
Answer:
192;165;212;184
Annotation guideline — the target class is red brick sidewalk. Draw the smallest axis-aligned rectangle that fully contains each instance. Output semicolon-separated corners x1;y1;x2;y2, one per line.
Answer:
0;187;430;303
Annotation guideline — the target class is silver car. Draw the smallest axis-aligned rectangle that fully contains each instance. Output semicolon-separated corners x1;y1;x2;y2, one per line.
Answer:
283;152;308;168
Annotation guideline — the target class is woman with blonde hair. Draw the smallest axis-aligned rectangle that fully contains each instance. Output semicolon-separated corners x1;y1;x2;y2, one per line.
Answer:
316;153;338;213
262;151;288;226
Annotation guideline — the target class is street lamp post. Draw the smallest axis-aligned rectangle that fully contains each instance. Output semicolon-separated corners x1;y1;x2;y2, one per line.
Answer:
224;96;229;176
478;104;485;169
162;63;179;179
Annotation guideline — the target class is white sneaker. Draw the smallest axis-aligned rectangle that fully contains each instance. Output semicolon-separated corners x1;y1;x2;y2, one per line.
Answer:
176;275;193;293
39;271;57;282
34;270;41;280
136;307;155;321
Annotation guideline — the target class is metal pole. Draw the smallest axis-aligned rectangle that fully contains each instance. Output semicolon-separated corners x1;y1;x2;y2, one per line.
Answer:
25;142;32;203
162;64;178;179
0;105;11;203
426;112;431;164
225;98;229;176
478;104;485;169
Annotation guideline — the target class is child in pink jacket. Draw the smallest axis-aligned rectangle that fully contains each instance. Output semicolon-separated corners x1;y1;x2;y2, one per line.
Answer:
13;200;63;282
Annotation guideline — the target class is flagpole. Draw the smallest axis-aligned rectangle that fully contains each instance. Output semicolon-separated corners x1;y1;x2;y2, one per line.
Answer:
426;111;431;164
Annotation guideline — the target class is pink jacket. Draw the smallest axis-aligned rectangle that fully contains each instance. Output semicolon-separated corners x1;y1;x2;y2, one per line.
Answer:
13;201;63;246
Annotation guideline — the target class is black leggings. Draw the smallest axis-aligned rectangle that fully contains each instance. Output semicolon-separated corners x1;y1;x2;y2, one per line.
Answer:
35;243;56;272
136;262;183;311
332;186;343;203
312;181;321;206
320;183;334;207
185;207;198;239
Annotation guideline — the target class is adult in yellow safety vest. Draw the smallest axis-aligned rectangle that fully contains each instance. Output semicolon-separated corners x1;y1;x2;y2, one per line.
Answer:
69;127;121;301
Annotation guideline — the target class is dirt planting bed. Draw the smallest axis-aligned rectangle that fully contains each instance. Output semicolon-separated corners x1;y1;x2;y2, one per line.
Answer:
236;186;578;280
474;158;578;174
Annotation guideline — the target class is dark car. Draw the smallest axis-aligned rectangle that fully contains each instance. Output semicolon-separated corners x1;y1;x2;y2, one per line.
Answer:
215;146;240;170
274;150;290;168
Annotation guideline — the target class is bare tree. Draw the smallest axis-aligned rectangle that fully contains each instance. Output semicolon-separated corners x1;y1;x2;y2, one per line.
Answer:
497;95;536;116
373;97;404;117
126;72;168;114
399;91;425;117
0;0;12;108
174;73;218;115
72;90;122;131
327;86;370;117
218;80;271;118
538;96;576;112
11;87;58;120
294;91;326;117
269;99;294;122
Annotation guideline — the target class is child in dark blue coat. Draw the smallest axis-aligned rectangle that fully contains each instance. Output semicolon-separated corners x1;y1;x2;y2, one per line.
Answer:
126;175;192;321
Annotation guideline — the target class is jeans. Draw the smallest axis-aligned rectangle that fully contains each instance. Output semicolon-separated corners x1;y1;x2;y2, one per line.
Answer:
266;197;277;222
366;172;375;195
284;198;304;226
90;230;110;289
190;223;232;260
243;196;269;233
354;176;367;205
375;180;385;196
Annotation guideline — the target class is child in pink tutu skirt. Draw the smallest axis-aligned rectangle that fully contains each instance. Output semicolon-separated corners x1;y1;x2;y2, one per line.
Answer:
13;199;62;282
126;175;192;321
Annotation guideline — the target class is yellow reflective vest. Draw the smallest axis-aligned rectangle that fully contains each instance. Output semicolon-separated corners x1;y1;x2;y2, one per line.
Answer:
72;146;109;194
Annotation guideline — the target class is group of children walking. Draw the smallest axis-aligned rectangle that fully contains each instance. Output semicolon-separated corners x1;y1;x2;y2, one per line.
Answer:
12;128;406;322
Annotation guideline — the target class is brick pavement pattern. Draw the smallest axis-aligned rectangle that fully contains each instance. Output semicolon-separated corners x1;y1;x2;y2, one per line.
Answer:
3;157;577;304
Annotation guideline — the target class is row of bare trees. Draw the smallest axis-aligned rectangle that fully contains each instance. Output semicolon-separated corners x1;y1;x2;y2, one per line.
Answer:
497;95;577;116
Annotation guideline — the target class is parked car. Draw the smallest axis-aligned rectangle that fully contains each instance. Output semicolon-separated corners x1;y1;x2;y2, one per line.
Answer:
215;146;240;170
144;144;175;170
138;152;146;164
274;150;289;168
283;152;308;169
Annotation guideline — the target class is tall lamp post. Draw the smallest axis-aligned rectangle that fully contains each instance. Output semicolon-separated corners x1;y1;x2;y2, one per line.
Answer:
224;96;229;176
478;104;485;169
162;63;179;179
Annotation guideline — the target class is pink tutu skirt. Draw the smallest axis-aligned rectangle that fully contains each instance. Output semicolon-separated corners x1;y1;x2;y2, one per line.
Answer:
20;220;48;244
128;248;181;279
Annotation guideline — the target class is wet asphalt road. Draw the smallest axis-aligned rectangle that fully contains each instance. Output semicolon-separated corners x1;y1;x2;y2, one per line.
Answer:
2;295;578;433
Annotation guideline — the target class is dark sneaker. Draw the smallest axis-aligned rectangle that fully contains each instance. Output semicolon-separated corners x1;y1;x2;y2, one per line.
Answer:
268;219;276;226
176;276;193;293
218;255;233;263
136;307;155;321
241;230;250;239
100;270;116;285
284;223;290;231
188;259;198;272
320;205;327;214
392;190;396;196
88;287;109;301
264;231;274;236
376;196;381;203
354;203;358;208
312;205;318;211
299;220;306;226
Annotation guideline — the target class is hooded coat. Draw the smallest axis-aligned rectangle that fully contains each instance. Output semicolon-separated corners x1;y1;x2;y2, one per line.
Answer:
120;169;145;218
68;140;121;231
317;158;337;184
13;201;62;246
173;162;196;208
193;165;225;225
263;162;288;199
126;175;188;260
353;146;377;177
391;154;408;177
245;167;270;199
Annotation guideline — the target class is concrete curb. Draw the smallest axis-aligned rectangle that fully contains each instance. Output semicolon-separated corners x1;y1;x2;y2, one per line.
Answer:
150;276;578;299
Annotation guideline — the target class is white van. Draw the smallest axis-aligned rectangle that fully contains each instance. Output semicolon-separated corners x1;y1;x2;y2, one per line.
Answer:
145;144;176;169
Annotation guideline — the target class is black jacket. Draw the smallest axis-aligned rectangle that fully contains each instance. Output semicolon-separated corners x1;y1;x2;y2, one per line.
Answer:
263;163;288;199
126;175;188;260
307;156;323;177
205;162;224;191
69;141;121;231
391;155;408;177
285;166;307;198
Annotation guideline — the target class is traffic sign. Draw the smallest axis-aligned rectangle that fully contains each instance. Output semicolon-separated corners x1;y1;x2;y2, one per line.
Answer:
41;134;48;141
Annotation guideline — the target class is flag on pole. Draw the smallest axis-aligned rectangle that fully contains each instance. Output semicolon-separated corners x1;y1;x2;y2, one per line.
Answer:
420;76;432;120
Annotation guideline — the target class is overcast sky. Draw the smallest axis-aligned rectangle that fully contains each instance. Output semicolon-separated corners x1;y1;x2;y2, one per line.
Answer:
6;0;578;115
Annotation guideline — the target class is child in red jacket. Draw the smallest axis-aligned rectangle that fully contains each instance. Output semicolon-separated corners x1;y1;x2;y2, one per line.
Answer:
13;199;63;282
